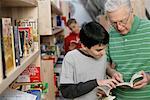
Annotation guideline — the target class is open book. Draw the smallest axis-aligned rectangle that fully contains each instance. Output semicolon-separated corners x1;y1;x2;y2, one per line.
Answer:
116;71;143;87
97;85;116;100
97;71;143;100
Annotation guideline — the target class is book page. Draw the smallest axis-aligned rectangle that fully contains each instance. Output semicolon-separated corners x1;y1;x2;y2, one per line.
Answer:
130;72;143;85
116;82;132;87
97;85;111;96
102;95;116;100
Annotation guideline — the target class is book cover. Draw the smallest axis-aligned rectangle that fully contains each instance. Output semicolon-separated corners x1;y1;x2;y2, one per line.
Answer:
27;90;41;100
1;18;15;77
17;64;41;83
15;18;38;42
13;26;20;66
30;82;48;93
18;27;33;57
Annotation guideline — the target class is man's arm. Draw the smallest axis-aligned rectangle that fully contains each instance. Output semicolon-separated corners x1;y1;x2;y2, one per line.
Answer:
106;62;123;83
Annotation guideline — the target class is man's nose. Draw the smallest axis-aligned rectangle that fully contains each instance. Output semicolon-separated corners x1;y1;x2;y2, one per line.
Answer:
116;22;124;30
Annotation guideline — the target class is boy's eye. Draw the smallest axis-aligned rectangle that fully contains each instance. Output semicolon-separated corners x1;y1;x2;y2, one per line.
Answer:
96;49;102;52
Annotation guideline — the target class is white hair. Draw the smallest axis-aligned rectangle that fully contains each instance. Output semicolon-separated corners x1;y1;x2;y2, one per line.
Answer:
105;0;131;12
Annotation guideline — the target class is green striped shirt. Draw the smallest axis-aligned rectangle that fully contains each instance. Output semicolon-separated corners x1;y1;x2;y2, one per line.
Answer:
108;16;150;100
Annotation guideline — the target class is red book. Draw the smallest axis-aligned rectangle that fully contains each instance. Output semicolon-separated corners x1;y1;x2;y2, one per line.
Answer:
17;64;41;83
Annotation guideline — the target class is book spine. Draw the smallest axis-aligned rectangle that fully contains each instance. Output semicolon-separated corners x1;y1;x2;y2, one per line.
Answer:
11;26;16;69
1;18;15;77
13;26;20;66
0;19;6;79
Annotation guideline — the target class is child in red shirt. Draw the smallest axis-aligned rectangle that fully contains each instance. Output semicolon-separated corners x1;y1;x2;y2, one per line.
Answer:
64;18;81;53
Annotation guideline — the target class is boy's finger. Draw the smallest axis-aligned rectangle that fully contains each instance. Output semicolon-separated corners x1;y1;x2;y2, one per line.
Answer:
109;81;116;88
111;79;119;85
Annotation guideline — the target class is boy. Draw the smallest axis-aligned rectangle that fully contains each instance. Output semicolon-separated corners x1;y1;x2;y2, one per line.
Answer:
60;22;118;100
64;18;81;53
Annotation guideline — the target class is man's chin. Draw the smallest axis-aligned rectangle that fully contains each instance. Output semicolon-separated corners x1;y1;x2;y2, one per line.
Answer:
119;31;128;35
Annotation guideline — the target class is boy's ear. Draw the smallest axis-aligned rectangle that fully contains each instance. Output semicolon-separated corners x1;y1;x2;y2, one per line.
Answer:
81;43;87;50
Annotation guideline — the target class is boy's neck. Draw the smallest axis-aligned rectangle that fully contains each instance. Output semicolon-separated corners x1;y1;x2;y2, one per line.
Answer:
78;48;94;59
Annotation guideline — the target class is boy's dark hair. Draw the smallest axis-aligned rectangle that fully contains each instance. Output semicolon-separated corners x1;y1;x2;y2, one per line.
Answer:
66;18;77;27
80;21;109;49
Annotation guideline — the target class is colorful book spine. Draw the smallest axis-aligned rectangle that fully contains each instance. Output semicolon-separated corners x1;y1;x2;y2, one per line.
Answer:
1;18;15;77
17;64;41;83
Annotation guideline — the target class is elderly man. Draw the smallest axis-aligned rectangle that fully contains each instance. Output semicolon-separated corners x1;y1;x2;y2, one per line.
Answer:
105;0;150;99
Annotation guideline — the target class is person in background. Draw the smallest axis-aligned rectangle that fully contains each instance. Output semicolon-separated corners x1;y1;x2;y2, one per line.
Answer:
60;22;119;100
64;18;81;53
104;0;150;99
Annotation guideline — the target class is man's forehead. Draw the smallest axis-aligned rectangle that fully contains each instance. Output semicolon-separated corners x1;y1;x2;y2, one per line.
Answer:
107;7;129;21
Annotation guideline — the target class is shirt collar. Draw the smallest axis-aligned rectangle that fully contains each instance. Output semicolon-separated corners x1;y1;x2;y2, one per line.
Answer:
128;15;140;34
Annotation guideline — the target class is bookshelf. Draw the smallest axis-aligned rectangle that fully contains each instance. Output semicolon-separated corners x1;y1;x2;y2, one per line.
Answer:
0;50;40;94
0;0;41;97
1;0;38;7
41;26;63;36
51;1;63;16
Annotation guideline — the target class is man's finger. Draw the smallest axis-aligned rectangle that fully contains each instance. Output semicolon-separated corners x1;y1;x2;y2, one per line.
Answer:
133;83;146;89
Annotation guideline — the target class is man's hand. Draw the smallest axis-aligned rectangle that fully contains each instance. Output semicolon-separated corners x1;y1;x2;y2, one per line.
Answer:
111;70;124;83
106;63;123;83
133;71;150;89
69;42;77;50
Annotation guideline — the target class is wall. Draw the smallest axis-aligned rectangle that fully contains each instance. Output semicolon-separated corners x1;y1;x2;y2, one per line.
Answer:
69;0;92;26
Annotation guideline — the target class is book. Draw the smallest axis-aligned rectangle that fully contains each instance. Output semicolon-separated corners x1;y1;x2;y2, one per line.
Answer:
13;26;20;66
97;72;143;100
0;19;4;81
17;64;41;83
18;27;25;57
0;88;37;100
1;18;16;77
116;71;143;87
18;27;34;57
30;82;48;93
15;18;38;42
27;90;41;100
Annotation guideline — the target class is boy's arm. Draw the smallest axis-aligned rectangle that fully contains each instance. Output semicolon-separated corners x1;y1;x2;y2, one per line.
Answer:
60;54;98;99
60;78;118;99
60;79;98;99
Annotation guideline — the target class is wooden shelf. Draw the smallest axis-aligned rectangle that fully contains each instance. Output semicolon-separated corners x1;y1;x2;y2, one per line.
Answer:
1;0;38;7
51;1;62;15
0;50;40;94
41;27;64;36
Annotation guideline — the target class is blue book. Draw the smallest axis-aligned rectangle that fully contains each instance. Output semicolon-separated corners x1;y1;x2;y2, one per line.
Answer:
13;26;20;66
28;90;41;100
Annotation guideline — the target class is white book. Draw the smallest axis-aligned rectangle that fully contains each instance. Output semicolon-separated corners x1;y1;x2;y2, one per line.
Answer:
0;88;37;100
97;71;143;100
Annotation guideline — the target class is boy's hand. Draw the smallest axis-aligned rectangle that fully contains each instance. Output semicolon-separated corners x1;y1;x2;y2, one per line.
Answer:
97;79;119;89
133;71;150;89
96;89;106;98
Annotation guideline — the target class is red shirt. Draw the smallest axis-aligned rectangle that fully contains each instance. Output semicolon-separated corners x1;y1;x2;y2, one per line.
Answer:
64;32;81;53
